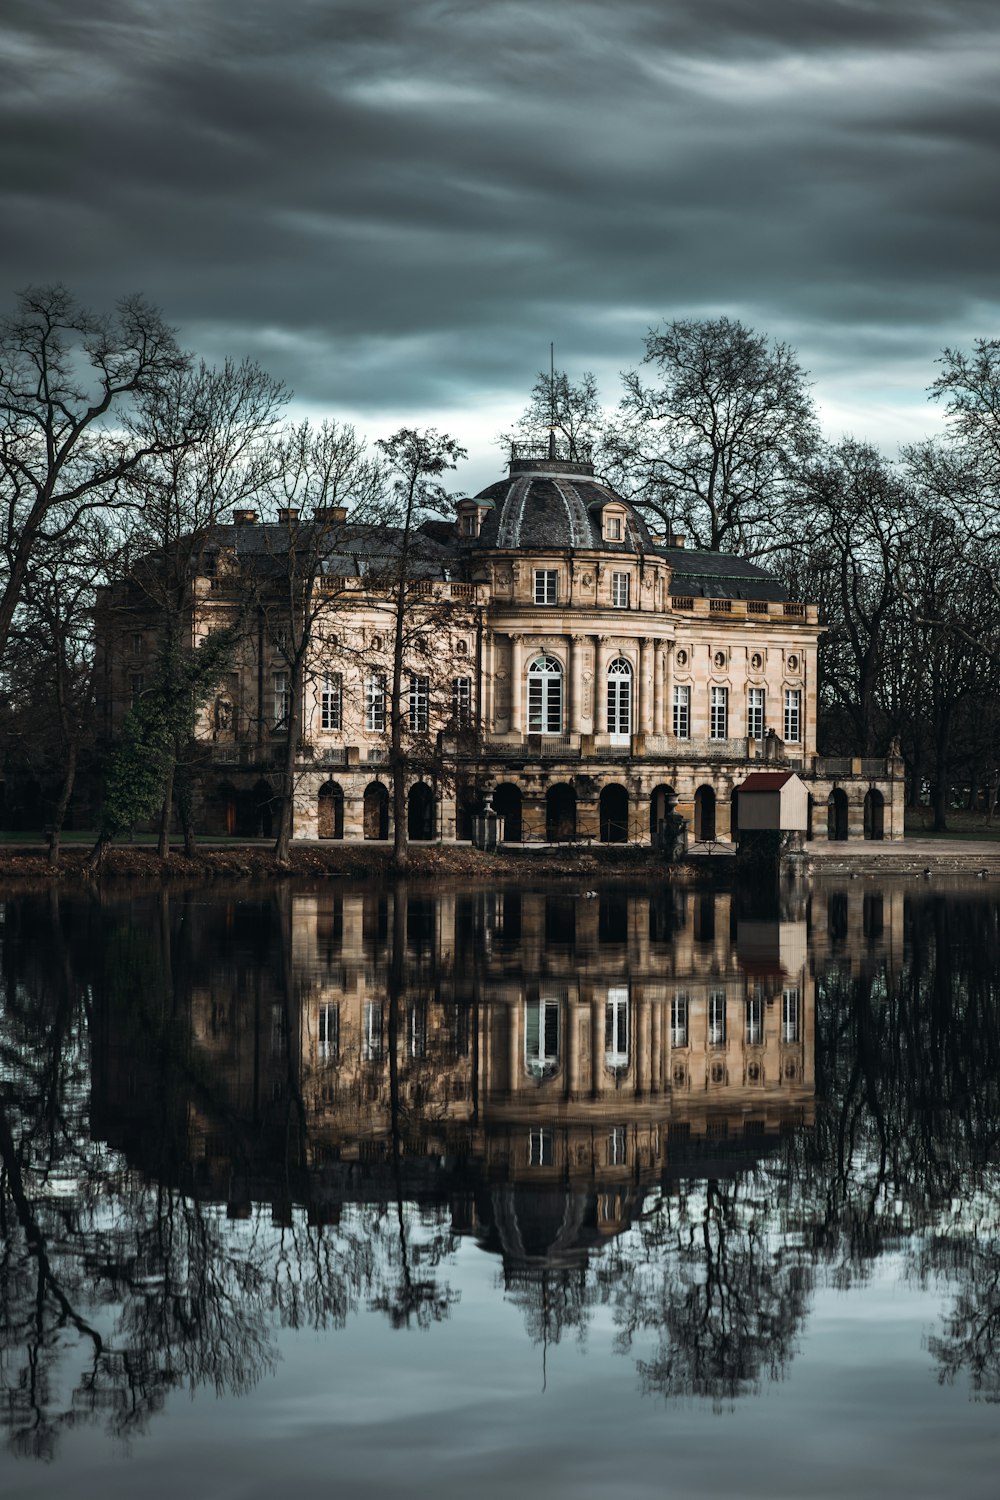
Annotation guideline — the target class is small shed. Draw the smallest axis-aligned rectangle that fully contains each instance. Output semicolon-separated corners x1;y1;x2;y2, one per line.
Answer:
736;771;809;832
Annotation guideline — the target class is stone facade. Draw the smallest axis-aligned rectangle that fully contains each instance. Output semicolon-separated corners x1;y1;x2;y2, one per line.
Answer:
95;451;903;843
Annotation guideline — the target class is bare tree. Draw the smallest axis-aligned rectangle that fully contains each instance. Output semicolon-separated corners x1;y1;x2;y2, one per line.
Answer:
499;365;604;461
374;429;467;867
605;316;818;556
0;285;189;664
248;421;384;865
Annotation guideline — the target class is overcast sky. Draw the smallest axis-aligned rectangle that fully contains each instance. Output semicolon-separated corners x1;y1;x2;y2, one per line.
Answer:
3;0;999;493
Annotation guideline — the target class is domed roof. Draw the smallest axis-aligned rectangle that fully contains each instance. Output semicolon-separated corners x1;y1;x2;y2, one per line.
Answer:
475;458;654;554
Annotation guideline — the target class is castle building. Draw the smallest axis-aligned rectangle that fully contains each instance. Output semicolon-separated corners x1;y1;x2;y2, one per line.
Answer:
96;447;903;843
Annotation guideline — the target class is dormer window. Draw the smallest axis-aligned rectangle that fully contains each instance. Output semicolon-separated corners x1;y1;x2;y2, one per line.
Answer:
461;512;476;536
606;515;622;540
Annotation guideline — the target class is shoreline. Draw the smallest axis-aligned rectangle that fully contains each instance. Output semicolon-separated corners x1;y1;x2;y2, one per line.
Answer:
0;835;999;885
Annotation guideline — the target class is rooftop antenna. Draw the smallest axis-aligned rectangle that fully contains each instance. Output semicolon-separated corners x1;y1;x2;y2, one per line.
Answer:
548;341;556;462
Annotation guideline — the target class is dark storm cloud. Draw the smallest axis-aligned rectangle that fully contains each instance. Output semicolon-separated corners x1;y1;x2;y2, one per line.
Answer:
3;0;1000;480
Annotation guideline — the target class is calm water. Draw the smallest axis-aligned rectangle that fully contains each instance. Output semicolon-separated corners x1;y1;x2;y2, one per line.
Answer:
2;876;1000;1498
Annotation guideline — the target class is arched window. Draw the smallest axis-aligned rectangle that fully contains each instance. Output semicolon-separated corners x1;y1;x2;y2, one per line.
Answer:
607;657;632;739
527;653;563;734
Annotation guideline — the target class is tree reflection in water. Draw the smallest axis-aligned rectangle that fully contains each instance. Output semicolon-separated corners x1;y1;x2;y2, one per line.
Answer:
3;880;1000;1456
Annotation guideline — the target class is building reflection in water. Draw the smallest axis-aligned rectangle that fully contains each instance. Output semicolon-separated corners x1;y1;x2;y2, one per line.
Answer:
19;874;984;1457
94;885;826;1267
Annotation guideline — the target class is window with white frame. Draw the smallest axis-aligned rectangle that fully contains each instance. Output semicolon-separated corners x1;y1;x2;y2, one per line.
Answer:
708;990;727;1047
318;1002;339;1062
671;992;689;1048
611;571;630;608
527;653;563;733
607;657;632;737
452;675;472;728
782;987;800;1043
365;673;386;733
710;685;728;740
409;1002;427;1059
745;990;764;1046
605;514;622;540
748;686;765;740
784;688;801;742
273;670;290;727
409;672;429;732
534;568;558;605
606;1126;627;1165
320;672;342;730
672;684;691;739
362;1000;383;1061
525;999;560;1077
605;986;630;1072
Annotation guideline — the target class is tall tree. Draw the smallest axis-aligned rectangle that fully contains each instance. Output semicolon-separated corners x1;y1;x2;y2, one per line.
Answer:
0;285;189;664
499;366;604;462
606;316;818;556
248;420;384;865
374;429;467;867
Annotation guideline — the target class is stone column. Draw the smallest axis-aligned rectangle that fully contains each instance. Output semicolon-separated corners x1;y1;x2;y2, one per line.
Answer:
508;998;521;1096
595;637;609;735
653;641;666;735
510;634;524;734
663;642;674;737
639;637;654;733
569;635;585;735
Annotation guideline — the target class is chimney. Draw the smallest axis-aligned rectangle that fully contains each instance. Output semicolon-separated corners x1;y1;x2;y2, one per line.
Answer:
232;508;257;524
277;507;300;524
671;532;686;549
314;505;348;524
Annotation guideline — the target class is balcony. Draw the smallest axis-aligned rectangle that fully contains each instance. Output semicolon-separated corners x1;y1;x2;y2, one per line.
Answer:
670;596;817;622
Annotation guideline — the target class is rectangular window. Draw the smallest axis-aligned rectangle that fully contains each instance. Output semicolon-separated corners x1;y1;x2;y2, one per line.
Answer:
273;671;290;728
365;674;386;733
672;684;690;739
710;685;728;740
611;571;630;608
320;672;342;731
671;993;689;1049
129;673;144;708
409;1003;427;1059
606;1126;627;1165
363;1001;383;1062
782;987;800;1044
534;569;558;605
409;672;429;732
131;632;144;657
606;515;622;540
318;1002;339;1062
748;687;765;740
708;990;727;1048
529;1128;554;1167
452;675;472;728
784;689;801;743
746;991;764;1046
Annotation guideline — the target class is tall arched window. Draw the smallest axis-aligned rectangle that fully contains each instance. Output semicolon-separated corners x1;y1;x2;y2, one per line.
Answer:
527;653;563;734
607;657;632;739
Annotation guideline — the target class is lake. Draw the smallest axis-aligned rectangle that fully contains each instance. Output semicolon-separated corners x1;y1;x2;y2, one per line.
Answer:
1;875;999;1499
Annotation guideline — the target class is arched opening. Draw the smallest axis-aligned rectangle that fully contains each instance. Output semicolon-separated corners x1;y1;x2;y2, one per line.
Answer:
607;657;632;740
863;788;885;841
694;784;716;842
827;788;849;842
599;783;629;843
455;780;478;841
407;781;435;840
363;781;389;840
527;653;563;735
493;782;522;842
318;781;345;839
649;783;676;840
217;781;241;836
253;779;274;839
730;786;740;842
546;782;577;842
